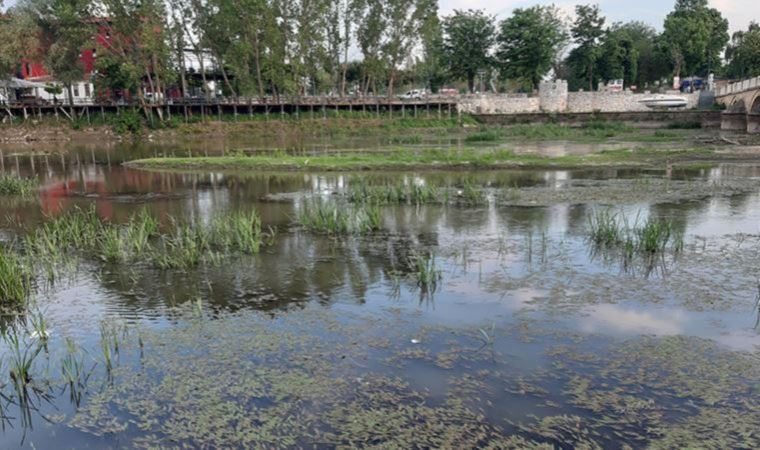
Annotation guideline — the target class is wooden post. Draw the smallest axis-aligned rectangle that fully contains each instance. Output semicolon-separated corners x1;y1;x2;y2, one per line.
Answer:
401;104;405;118
100;106;105;122
438;102;442;119
217;104;221;122
85;106;90;125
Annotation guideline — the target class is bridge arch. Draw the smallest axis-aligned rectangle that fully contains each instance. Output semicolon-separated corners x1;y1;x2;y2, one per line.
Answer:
751;94;760;114
728;98;748;114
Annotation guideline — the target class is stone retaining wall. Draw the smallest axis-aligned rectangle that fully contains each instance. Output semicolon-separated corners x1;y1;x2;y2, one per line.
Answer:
458;80;700;114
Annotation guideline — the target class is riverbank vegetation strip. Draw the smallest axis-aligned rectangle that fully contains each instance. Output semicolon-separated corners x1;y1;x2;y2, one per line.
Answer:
126;147;716;172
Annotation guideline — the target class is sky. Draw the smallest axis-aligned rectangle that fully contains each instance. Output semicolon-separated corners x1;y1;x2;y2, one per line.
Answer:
438;0;759;34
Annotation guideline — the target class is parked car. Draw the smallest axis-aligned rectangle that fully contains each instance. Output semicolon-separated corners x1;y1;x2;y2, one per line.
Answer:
398;89;426;100
680;79;704;93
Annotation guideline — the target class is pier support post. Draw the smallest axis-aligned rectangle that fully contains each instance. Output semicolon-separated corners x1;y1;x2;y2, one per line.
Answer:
748;113;760;134
721;112;748;131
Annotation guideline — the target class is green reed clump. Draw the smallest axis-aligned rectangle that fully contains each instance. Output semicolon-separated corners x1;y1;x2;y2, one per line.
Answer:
209;210;262;254
356;205;382;233
25;206;103;259
297;202;382;234
587;210;682;258
23;206;265;271
4;330;43;389
151;224;210;269
298;203;350;234
408;252;441;291
0;175;38;197
456;181;487;205
348;182;441;205
636;218;674;254
588;210;623;246
0;247;31;307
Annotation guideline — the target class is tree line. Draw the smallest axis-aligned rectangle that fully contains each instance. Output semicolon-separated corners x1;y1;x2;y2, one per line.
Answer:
0;0;759;105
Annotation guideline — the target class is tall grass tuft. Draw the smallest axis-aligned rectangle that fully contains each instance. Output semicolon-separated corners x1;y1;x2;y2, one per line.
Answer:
23;207;266;271
408;252;441;291
0;247;31;307
587;210;682;259
4;330;43;389
348;182;441;206
209;210;262;254
0;175;38;197
297;202;383;235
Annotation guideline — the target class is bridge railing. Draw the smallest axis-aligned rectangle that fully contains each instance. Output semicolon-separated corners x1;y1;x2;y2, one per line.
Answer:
716;76;760;97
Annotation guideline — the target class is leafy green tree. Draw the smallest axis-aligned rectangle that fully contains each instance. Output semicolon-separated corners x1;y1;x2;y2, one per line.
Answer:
352;0;387;94
443;9;495;93
568;4;605;91
725;22;760;79
661;0;728;78
416;0;445;92
0;5;39;79
596;24;640;88
610;22;667;88
495;5;567;91
22;0;91;108
381;0;425;97
94;0;174;116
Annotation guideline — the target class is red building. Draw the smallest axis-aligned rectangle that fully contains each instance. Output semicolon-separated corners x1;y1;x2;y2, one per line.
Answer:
19;21;111;83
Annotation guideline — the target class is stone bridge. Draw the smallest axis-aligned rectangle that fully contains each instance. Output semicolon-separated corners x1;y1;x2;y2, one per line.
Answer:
715;76;760;133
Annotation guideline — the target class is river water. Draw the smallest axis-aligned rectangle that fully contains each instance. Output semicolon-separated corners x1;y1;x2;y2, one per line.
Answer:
1;138;759;448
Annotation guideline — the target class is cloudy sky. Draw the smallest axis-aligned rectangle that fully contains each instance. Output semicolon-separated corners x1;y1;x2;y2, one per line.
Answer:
439;0;758;34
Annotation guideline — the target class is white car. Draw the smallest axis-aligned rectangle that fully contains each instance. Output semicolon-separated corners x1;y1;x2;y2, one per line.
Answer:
398;89;426;100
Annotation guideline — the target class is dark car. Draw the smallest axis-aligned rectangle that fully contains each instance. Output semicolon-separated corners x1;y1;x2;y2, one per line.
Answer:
680;79;703;92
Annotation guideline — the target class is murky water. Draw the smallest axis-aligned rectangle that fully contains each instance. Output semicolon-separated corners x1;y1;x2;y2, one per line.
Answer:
1;138;760;448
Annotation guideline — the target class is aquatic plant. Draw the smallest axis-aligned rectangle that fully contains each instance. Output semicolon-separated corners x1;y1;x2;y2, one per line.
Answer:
297;202;381;235
4;330;43;389
408;252;441;291
29;311;49;342
636;218;673;254
298;202;350;234
588;210;623;247
587;210;683;261
23;207;265;271
208;210;262;254
0;247;31;307
151;224;209;270
0;175;38;197
456;181;487;205
348;182;441;206
61;337;85;386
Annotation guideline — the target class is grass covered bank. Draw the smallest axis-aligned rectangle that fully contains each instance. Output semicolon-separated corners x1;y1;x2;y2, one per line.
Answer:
125;147;718;172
